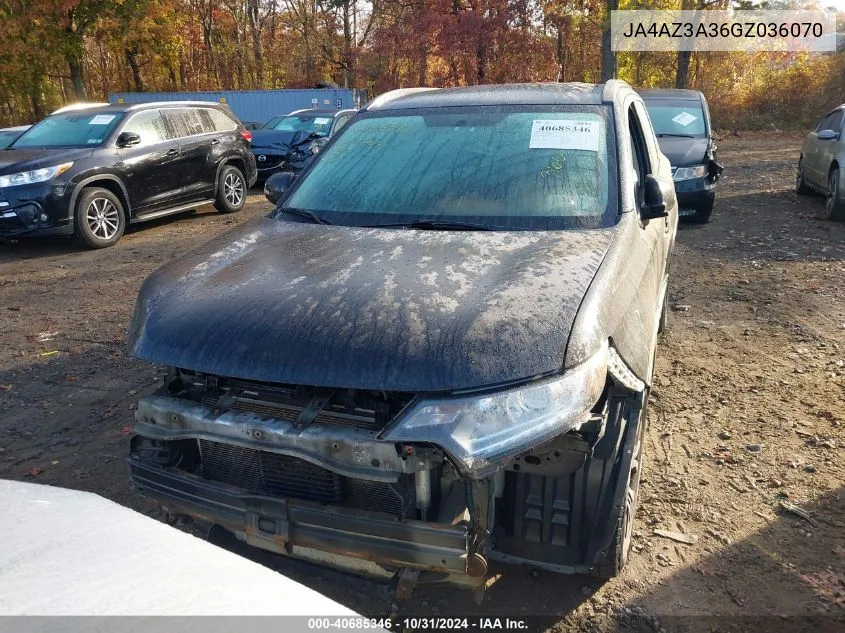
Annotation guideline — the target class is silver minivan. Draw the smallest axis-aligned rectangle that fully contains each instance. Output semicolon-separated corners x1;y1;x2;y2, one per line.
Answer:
796;105;845;220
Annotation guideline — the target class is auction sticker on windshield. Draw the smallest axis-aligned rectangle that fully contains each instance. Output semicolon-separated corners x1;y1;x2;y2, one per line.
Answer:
529;120;600;151
672;112;697;126
89;114;116;125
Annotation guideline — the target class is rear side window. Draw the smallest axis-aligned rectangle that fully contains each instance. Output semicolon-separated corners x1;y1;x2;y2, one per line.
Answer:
207;109;237;132
164;108;214;138
333;114;352;134
122;109;172;145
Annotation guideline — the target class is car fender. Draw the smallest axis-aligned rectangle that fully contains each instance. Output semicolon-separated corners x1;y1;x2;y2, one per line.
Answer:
67;173;131;224
214;152;252;185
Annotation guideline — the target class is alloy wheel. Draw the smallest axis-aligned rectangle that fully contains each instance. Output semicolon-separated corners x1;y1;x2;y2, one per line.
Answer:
827;171;838;218
85;197;120;240
224;172;244;207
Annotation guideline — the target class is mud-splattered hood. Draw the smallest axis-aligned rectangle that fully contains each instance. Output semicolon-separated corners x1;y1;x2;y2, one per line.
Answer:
128;218;615;392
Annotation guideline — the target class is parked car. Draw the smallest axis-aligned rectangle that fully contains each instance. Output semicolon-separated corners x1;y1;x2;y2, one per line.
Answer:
796;104;845;220
0;101;256;248
639;88;722;223
127;81;677;592
242;121;263;131
250;108;356;181
0;125;31;149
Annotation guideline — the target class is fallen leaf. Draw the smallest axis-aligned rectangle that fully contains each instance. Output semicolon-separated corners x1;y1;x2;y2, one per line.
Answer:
26;466;44;477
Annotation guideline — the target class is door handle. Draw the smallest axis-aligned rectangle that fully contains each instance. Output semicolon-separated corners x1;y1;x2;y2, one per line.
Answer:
166;148;179;156
210;138;221;145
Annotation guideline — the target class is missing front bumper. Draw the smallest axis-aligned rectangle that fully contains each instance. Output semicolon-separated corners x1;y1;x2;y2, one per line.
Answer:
129;458;481;585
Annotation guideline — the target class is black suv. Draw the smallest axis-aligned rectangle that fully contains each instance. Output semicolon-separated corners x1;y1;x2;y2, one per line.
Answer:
128;82;678;589
0;102;257;248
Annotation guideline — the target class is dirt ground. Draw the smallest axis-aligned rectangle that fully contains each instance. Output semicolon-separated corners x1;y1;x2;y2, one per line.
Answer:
1;133;843;631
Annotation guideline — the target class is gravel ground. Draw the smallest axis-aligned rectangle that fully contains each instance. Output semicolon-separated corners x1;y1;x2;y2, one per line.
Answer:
0;133;843;630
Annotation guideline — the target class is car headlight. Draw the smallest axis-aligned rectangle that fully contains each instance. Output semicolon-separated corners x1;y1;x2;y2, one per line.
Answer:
0;162;73;187
383;343;607;476
673;164;707;182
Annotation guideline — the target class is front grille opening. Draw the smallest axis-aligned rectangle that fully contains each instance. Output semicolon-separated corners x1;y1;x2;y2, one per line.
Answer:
170;370;414;432
196;439;415;518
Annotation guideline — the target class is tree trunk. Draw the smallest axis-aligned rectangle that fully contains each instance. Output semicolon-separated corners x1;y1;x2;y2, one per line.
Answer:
676;0;703;89
248;0;264;87
675;50;692;88
68;53;87;100
600;0;618;83
342;0;353;88
476;43;487;84
125;48;147;92
168;63;179;90
30;84;45;121
418;50;428;87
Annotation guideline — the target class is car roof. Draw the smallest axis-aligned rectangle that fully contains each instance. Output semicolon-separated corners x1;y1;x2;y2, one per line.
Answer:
47;101;234;117
0;125;30;132
362;82;634;111
637;88;703;102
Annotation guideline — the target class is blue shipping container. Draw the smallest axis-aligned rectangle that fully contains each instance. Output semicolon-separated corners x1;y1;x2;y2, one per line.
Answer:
107;89;364;125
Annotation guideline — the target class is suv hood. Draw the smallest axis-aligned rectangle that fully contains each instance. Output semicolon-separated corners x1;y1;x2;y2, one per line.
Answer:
655;136;709;167
129;218;614;392
0;148;94;174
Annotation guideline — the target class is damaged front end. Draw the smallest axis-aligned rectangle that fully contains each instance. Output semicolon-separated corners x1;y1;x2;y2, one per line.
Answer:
129;344;645;590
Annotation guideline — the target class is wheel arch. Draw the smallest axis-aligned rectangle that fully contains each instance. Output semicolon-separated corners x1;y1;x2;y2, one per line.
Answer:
70;176;131;223
215;155;247;187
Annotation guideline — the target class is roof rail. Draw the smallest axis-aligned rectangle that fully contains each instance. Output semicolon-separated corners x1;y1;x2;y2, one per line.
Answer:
123;100;231;111
363;87;439;110
601;79;631;104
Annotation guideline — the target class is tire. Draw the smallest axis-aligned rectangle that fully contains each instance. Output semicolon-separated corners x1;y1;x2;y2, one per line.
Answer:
796;156;812;195
214;165;247;214
591;399;646;580
73;187;126;249
825;167;845;221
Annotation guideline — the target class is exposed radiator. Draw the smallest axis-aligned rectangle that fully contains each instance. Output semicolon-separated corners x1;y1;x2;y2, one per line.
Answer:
197;439;414;518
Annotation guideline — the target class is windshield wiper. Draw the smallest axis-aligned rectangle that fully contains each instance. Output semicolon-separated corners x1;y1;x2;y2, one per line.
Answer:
370;219;494;231
276;207;332;225
657;133;698;138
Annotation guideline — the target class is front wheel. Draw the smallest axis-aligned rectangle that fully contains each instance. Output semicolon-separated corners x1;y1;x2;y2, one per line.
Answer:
214;165;247;214
825;168;845;221
73;187;126;249
591;401;645;580
796;156;811;195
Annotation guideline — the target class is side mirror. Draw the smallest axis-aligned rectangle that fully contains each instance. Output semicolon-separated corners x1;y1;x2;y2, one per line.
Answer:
116;131;141;148
817;129;840;141
263;171;296;205
640;174;668;220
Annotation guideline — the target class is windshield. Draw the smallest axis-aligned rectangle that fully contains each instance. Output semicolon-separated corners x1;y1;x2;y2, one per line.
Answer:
643;102;707;137
281;106;617;230
11;112;124;148
267;114;333;137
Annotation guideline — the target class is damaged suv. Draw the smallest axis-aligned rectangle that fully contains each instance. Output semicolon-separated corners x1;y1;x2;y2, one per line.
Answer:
127;81;677;592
